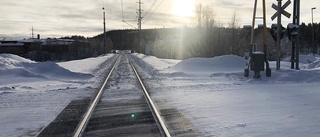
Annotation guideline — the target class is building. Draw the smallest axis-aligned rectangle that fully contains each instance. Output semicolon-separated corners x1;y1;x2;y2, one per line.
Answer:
0;39;42;55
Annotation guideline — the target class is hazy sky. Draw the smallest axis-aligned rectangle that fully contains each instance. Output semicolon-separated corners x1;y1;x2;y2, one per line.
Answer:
0;0;319;39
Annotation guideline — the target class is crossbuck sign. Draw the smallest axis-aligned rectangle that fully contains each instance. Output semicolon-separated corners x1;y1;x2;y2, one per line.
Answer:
271;0;291;20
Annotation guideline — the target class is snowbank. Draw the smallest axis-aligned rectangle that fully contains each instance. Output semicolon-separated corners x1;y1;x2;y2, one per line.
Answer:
133;54;320;80
282;54;320;70
169;55;247;74
0;54;92;80
1;52;320;137
283;54;317;64
133;53;181;70
58;54;116;73
132;53;320;137
132;54;247;75
0;53;115;137
0;54;34;67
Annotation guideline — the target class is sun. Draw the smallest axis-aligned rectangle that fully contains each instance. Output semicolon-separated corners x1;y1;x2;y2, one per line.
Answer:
172;0;195;17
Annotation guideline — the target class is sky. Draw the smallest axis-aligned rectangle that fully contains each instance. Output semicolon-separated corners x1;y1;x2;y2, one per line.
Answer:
0;0;319;39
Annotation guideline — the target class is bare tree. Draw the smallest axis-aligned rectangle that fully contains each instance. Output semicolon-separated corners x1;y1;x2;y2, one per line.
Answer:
228;12;241;55
188;4;217;57
203;5;215;28
228;12;241;29
195;4;215;28
195;4;202;28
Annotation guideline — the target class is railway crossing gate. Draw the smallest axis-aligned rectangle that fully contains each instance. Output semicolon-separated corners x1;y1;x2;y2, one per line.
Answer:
245;0;301;78
270;0;301;70
244;0;271;78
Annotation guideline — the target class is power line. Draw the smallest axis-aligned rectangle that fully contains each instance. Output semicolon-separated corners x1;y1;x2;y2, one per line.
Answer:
123;20;138;29
143;0;164;24
121;0;137;29
121;0;124;19
121;0;124;28
137;0;143;30
143;0;158;18
138;0;143;53
103;7;106;52
31;26;35;39
120;0;163;29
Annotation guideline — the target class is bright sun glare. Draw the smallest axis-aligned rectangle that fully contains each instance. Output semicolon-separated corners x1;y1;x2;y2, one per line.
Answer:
172;0;195;17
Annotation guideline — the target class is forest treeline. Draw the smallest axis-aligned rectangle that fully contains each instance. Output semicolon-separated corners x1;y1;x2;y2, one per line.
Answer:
14;4;319;61
94;4;320;60
94;21;320;61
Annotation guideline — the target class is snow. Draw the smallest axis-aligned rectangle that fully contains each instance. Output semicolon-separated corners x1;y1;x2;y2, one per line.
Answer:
283;54;318;64
0;54;116;136
133;53;181;70
1;52;320;137
0;42;24;46
132;53;320;137
169;55;247;74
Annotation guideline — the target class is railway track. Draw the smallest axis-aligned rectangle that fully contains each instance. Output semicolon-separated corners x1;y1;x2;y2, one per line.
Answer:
37;51;199;137
37;52;171;137
77;53;170;136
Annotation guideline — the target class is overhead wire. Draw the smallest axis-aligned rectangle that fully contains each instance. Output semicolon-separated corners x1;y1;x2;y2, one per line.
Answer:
143;0;165;24
121;0;137;29
121;0;124;28
142;0;158;18
120;0;164;28
123;20;138;29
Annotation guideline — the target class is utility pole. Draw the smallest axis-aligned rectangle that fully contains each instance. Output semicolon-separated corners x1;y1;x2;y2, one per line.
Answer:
292;0;300;70
103;7;106;53
31;27;34;39
138;0;142;31
312;7;316;55
137;0;143;53
276;0;282;70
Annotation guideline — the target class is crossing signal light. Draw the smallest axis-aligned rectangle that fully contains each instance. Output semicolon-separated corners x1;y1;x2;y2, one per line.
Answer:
270;24;286;41
286;23;299;40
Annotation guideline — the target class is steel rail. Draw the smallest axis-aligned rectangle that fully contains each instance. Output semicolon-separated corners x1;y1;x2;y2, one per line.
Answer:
126;54;171;137
73;55;120;137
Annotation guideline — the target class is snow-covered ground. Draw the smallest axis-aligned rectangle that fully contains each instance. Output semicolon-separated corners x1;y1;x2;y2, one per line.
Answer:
131;53;320;137
0;54;117;136
1;52;320;137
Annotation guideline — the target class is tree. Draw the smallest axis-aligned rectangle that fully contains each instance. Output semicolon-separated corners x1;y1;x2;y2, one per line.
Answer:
228;12;241;55
195;4;203;28
189;4;216;57
194;4;215;28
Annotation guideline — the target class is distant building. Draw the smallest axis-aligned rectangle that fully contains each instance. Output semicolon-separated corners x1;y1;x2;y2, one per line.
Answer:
0;39;42;55
243;25;252;29
1;37;92;61
41;38;75;53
